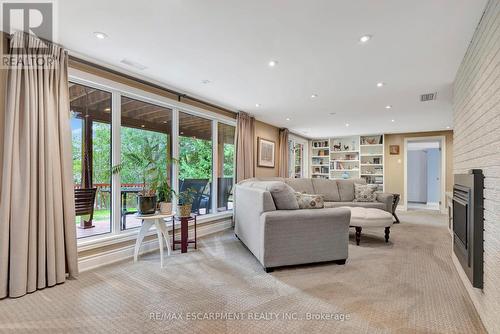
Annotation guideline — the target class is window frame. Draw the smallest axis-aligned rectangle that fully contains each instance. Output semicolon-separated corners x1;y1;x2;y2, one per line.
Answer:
70;68;236;250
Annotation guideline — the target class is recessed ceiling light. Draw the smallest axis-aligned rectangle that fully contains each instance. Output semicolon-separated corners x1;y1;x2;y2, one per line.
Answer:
345;123;350;127
385;105;392;109
255;103;261;108
286;118;291;121
446;126;451;129
329;112;336;115
93;32;108;39
201;79;211;84
141;124;145;128
268;60;278;67
359;35;372;43
163;121;167;124
311;94;318;99
377;82;385;87
391;119;395;122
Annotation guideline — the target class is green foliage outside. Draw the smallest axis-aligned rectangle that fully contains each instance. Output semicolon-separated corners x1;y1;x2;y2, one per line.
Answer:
72;120;235;218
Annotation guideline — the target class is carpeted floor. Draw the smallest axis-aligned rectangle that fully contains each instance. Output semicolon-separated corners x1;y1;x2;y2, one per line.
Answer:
0;211;486;333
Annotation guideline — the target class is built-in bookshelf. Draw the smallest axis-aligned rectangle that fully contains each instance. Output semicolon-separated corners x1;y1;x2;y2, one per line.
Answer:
311;139;330;179
310;134;384;190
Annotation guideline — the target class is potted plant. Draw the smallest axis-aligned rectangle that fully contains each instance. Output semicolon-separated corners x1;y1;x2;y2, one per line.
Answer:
157;179;176;215
178;187;197;217
112;138;178;216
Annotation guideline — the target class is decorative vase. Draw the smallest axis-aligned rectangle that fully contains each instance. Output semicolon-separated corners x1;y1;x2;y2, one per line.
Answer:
179;204;192;217
159;202;172;215
137;195;157;215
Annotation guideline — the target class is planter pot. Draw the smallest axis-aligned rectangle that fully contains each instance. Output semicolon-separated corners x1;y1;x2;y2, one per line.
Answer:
137;195;157;215
179;204;192;217
159;202;172;215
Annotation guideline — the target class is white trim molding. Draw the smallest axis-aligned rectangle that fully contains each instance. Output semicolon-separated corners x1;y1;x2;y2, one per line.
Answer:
403;136;447;213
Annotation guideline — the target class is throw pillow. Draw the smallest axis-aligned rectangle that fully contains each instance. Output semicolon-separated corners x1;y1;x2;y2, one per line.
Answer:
267;182;299;210
295;193;325;209
353;184;378;202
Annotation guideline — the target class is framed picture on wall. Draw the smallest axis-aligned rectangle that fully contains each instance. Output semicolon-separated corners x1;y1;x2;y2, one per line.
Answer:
257;137;276;168
389;145;400;155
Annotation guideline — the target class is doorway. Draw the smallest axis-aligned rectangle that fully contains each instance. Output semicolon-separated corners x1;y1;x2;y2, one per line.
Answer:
404;137;446;212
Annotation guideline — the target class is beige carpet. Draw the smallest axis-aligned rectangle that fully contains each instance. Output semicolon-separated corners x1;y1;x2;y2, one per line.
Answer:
0;211;486;333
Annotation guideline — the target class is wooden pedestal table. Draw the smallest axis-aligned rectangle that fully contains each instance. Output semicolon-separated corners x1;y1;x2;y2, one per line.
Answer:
133;212;175;267
172;215;197;253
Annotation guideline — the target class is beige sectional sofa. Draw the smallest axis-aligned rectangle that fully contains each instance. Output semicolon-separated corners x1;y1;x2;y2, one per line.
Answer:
234;177;393;272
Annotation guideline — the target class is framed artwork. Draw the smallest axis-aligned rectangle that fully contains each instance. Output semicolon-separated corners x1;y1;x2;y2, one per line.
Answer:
389;145;400;155
257;137;276;168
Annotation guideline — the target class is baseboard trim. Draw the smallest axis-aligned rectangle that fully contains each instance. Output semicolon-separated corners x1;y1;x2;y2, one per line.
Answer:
78;219;232;272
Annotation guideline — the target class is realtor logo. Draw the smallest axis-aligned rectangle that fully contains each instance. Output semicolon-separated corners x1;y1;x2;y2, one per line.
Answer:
2;1;53;42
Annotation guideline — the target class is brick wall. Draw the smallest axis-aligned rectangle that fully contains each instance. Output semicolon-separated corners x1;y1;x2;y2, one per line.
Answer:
453;0;500;332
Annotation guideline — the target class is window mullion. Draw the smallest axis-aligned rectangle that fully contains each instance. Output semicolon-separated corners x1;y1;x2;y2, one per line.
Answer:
111;91;121;235
172;108;179;215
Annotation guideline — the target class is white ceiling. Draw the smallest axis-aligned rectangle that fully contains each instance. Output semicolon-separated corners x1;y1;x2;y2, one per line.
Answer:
57;0;487;138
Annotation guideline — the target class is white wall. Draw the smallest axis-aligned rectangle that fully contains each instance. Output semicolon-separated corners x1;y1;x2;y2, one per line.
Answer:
452;0;500;332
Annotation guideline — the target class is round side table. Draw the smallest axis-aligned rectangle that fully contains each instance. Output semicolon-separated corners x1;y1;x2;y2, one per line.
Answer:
133;212;175;267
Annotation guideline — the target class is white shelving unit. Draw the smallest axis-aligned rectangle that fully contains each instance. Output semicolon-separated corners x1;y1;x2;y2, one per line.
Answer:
309;134;385;190
311;139;330;179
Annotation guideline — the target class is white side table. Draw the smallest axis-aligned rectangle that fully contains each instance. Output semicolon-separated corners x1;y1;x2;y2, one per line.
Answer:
133;212;175;267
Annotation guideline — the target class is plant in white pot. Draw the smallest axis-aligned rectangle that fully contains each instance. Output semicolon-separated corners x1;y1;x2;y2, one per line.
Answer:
157;179;176;215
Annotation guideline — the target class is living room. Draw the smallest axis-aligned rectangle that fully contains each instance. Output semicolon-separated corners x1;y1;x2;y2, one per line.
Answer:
0;1;499;333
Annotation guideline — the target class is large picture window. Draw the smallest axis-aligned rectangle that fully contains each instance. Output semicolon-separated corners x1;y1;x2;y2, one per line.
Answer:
120;96;173;230
70;83;112;239
178;112;213;216
70;75;235;243
217;123;235;211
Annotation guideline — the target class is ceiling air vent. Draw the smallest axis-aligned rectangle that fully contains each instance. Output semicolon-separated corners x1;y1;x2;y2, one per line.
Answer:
120;58;147;70
420;92;437;102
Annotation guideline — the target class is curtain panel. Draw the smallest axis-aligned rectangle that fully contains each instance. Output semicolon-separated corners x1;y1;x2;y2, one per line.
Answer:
278;128;289;178
0;32;78;298
235;111;255;183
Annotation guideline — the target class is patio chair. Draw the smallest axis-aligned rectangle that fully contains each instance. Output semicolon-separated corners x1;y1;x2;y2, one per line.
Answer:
75;188;97;229
179;179;210;214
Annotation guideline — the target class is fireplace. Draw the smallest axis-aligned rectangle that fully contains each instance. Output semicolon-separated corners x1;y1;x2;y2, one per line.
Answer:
453;169;484;288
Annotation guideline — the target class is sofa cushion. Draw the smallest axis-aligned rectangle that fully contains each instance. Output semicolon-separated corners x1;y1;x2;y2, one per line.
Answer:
353;184;378;202
285;178;315;194
311;179;341;201
336;179;366;201
324;201;386;211
295;193;324;209
248;181;299;210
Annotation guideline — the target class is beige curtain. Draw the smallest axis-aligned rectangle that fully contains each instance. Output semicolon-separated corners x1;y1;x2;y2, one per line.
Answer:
235;111;255;182
0;32;78;299
278;128;289;177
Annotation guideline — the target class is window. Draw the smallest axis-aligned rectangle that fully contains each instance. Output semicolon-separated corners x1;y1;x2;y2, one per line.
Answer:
217;123;235;211
119;96;173;230
70;71;236;246
288;140;304;178
70;83;112;238
178;112;213;215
